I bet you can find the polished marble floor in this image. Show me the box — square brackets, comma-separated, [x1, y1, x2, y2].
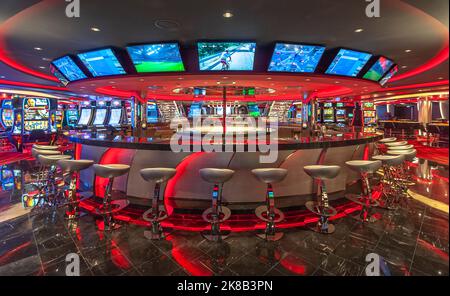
[0, 158, 448, 276]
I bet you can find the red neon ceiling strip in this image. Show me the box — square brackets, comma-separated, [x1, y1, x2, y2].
[382, 80, 449, 92]
[0, 0, 59, 82]
[0, 79, 66, 91]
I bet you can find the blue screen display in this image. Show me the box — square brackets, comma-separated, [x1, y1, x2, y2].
[126, 43, 185, 73]
[325, 49, 372, 77]
[379, 65, 398, 86]
[77, 48, 126, 77]
[268, 43, 325, 73]
[52, 56, 87, 81]
[49, 64, 69, 86]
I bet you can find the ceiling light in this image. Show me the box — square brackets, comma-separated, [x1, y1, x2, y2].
[91, 27, 101, 32]
[266, 77, 272, 80]
[438, 77, 444, 80]
[0, 75, 5, 79]
[109, 81, 116, 84]
[42, 57, 51, 61]
[405, 49, 412, 53]
[223, 11, 233, 18]
[305, 78, 311, 82]
[39, 66, 46, 69]
[401, 65, 408, 69]
[34, 47, 43, 51]
[354, 28, 364, 33]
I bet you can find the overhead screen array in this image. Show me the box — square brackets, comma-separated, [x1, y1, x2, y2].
[51, 42, 397, 86]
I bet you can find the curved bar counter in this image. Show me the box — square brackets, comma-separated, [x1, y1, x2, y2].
[67, 132, 383, 214]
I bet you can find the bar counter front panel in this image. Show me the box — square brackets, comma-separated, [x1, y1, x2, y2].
[70, 133, 382, 209]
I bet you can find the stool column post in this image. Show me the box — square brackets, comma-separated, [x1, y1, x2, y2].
[265, 183, 276, 236]
[151, 183, 162, 235]
[103, 178, 114, 231]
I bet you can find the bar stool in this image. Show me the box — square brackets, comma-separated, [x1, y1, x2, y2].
[140, 168, 177, 240]
[304, 165, 341, 234]
[372, 155, 405, 210]
[31, 148, 62, 184]
[200, 168, 235, 242]
[387, 144, 414, 150]
[32, 144, 59, 150]
[252, 168, 288, 241]
[93, 164, 131, 231]
[385, 141, 408, 147]
[378, 137, 397, 143]
[57, 159, 94, 220]
[36, 154, 72, 209]
[345, 160, 382, 223]
[387, 149, 417, 188]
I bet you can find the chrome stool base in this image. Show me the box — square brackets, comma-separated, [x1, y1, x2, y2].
[309, 223, 335, 234]
[256, 232, 284, 241]
[255, 205, 284, 223]
[144, 228, 173, 240]
[305, 201, 337, 234]
[345, 193, 380, 223]
[201, 230, 231, 242]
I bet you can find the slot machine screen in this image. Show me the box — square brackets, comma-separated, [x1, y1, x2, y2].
[67, 109, 79, 126]
[23, 98, 50, 131]
[108, 108, 122, 125]
[78, 108, 92, 125]
[93, 109, 107, 125]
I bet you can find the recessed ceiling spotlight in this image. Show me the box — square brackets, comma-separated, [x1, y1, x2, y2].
[91, 27, 101, 32]
[42, 57, 51, 61]
[39, 66, 46, 69]
[34, 47, 43, 51]
[109, 81, 116, 84]
[232, 81, 236, 84]
[223, 11, 233, 18]
[401, 65, 408, 69]
[139, 78, 145, 82]
[335, 81, 340, 84]
[177, 77, 183, 80]
[438, 77, 444, 80]
[0, 75, 6, 79]
[305, 78, 311, 82]
[405, 49, 412, 53]
[223, 76, 228, 79]
[354, 28, 364, 33]
[266, 77, 272, 80]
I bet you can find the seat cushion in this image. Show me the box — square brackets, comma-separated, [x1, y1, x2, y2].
[32, 144, 59, 150]
[140, 168, 177, 183]
[38, 155, 72, 166]
[345, 160, 382, 173]
[372, 155, 405, 166]
[303, 165, 341, 180]
[378, 137, 397, 143]
[93, 164, 131, 178]
[388, 144, 414, 150]
[32, 148, 60, 158]
[58, 159, 94, 173]
[387, 149, 417, 161]
[251, 168, 288, 184]
[199, 168, 235, 184]
[385, 141, 408, 147]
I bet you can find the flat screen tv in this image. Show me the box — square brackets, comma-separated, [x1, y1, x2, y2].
[51, 56, 87, 81]
[325, 49, 372, 77]
[379, 65, 398, 86]
[197, 42, 256, 71]
[77, 48, 126, 77]
[126, 43, 185, 73]
[363, 56, 394, 81]
[268, 43, 325, 73]
[188, 102, 203, 117]
[93, 109, 107, 125]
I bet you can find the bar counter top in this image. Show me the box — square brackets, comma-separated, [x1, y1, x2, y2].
[66, 131, 383, 151]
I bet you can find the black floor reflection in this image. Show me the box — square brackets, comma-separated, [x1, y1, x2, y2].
[0, 158, 448, 276]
